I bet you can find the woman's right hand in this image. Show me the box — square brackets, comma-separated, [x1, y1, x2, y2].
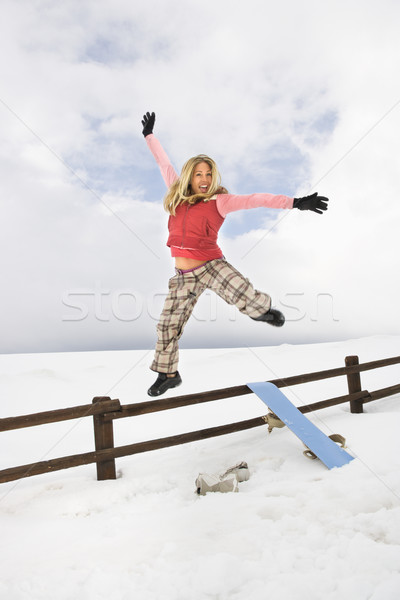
[141, 112, 155, 137]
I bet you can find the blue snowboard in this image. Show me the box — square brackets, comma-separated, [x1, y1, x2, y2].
[248, 381, 354, 469]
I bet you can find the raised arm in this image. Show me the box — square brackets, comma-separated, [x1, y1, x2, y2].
[141, 112, 178, 188]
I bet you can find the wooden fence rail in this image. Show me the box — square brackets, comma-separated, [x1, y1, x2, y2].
[0, 354, 399, 484]
[0, 398, 121, 433]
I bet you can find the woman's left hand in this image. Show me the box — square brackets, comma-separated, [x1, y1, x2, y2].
[293, 193, 329, 214]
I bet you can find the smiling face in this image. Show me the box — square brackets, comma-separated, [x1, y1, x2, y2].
[190, 161, 213, 195]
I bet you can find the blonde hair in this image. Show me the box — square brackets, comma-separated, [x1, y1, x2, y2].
[163, 154, 227, 215]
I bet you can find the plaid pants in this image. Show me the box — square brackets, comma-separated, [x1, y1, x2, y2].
[150, 258, 271, 373]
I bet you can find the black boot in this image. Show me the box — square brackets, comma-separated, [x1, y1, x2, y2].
[252, 308, 285, 327]
[147, 371, 182, 397]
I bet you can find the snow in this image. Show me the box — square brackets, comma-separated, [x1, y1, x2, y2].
[1, 335, 400, 599]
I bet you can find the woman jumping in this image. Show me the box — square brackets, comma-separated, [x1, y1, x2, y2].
[142, 112, 328, 396]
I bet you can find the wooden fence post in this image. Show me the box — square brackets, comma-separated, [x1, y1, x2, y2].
[92, 397, 117, 480]
[345, 356, 364, 413]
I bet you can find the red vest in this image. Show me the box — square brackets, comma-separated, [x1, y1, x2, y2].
[167, 198, 225, 254]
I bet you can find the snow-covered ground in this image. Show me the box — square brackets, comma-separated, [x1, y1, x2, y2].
[1, 335, 400, 599]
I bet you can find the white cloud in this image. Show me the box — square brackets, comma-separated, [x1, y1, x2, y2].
[0, 0, 399, 353]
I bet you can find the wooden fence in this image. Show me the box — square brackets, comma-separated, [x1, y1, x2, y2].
[0, 354, 399, 484]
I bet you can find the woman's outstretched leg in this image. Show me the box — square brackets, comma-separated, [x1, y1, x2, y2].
[205, 259, 284, 326]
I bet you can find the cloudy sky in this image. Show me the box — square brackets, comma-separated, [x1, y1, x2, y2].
[1, 0, 399, 356]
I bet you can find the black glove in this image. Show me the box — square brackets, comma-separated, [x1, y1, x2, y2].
[141, 111, 155, 137]
[293, 192, 329, 214]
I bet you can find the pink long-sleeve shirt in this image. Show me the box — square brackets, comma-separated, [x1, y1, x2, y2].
[146, 134, 294, 259]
